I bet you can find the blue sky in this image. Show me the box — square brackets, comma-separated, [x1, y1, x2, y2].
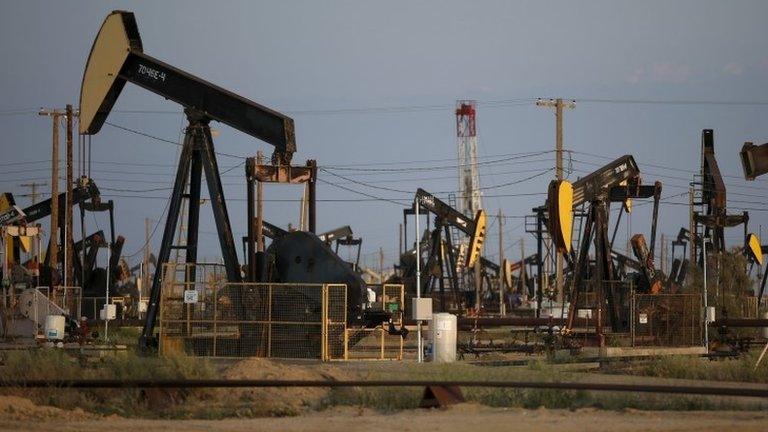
[1, 1, 768, 269]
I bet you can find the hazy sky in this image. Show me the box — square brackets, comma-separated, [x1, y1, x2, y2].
[2, 1, 768, 270]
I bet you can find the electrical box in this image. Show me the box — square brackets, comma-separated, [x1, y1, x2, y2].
[411, 297, 433, 320]
[100, 304, 117, 321]
[705, 306, 716, 323]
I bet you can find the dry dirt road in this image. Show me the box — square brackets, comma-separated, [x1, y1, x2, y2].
[3, 404, 768, 432]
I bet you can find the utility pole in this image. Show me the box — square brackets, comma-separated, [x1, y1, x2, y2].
[660, 233, 666, 275]
[143, 218, 151, 299]
[498, 209, 505, 315]
[256, 151, 265, 255]
[537, 98, 575, 303]
[39, 108, 65, 286]
[379, 247, 384, 284]
[689, 187, 695, 265]
[65, 104, 75, 287]
[19, 182, 46, 205]
[520, 237, 526, 297]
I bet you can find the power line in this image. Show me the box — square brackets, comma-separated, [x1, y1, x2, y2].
[3, 96, 768, 122]
[321, 149, 550, 168]
[323, 151, 554, 173]
[574, 98, 768, 106]
[103, 121, 247, 160]
[320, 167, 554, 195]
[124, 198, 170, 258]
[316, 178, 407, 206]
[321, 157, 556, 176]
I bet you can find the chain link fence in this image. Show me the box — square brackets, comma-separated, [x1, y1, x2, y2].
[158, 263, 353, 359]
[343, 284, 404, 361]
[158, 264, 404, 360]
[631, 293, 702, 347]
[716, 294, 758, 319]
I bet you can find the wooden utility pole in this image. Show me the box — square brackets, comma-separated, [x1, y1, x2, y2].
[378, 247, 384, 283]
[19, 182, 46, 205]
[519, 237, 526, 296]
[65, 104, 74, 287]
[143, 218, 151, 298]
[299, 184, 307, 231]
[536, 98, 575, 303]
[399, 223, 403, 257]
[498, 209, 505, 315]
[256, 151, 264, 253]
[39, 108, 65, 285]
[689, 187, 695, 265]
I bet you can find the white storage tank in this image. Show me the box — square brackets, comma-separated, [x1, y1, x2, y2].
[44, 315, 65, 340]
[431, 313, 457, 363]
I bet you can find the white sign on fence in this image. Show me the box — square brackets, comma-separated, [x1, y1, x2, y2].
[183, 289, 198, 304]
[639, 313, 648, 324]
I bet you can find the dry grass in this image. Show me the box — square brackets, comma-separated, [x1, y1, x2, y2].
[0, 349, 218, 418]
[325, 361, 758, 412]
[0, 349, 764, 418]
[633, 351, 768, 383]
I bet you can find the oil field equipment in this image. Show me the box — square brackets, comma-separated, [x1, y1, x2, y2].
[692, 130, 748, 263]
[81, 11, 406, 350]
[740, 141, 768, 181]
[79, 11, 297, 348]
[241, 222, 358, 263]
[543, 156, 663, 335]
[741, 141, 768, 300]
[0, 179, 116, 291]
[242, 158, 376, 327]
[395, 188, 487, 312]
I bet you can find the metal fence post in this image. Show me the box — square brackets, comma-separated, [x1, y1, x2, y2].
[321, 284, 327, 361]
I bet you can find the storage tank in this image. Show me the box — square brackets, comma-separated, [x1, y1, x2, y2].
[431, 313, 457, 363]
[44, 315, 65, 340]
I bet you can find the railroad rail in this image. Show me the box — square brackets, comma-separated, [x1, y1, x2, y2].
[2, 379, 766, 398]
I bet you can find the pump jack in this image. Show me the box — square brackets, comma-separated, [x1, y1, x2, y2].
[741, 141, 768, 300]
[545, 155, 663, 335]
[400, 188, 487, 312]
[694, 130, 748, 263]
[0, 180, 106, 289]
[79, 11, 297, 348]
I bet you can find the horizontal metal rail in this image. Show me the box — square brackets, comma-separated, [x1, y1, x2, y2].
[712, 319, 768, 328]
[1, 379, 766, 397]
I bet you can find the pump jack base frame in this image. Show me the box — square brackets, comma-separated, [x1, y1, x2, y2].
[140, 109, 243, 349]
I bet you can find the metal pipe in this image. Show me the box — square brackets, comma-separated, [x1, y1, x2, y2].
[415, 197, 422, 363]
[245, 159, 255, 282]
[104, 244, 111, 343]
[3, 379, 767, 398]
[703, 237, 709, 352]
[308, 160, 317, 234]
[404, 316, 592, 328]
[710, 318, 768, 327]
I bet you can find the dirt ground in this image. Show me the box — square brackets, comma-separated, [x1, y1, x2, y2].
[2, 404, 767, 432]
